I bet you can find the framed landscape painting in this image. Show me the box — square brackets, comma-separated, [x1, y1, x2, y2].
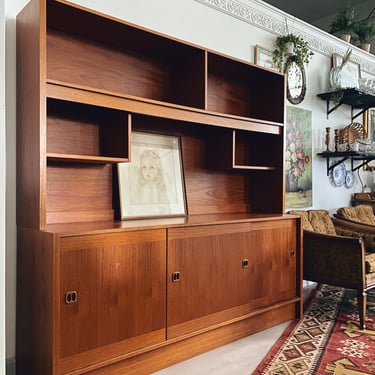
[254, 45, 277, 71]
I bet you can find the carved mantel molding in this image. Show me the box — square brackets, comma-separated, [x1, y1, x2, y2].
[194, 0, 375, 75]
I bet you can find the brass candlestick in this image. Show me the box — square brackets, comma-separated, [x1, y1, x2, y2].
[325, 127, 331, 152]
[334, 129, 339, 152]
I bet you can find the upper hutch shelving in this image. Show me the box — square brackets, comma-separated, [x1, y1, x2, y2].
[16, 0, 302, 374]
[17, 0, 287, 229]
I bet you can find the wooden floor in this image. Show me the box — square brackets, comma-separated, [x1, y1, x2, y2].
[153, 283, 316, 375]
[152, 321, 289, 375]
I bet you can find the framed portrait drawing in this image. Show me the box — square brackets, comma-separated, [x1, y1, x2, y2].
[332, 52, 361, 89]
[254, 45, 277, 71]
[118, 132, 186, 219]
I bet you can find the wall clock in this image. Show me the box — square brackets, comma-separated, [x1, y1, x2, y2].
[284, 56, 306, 105]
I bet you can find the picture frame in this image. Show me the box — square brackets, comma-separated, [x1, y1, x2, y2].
[285, 106, 312, 208]
[254, 45, 277, 71]
[363, 108, 375, 170]
[118, 132, 187, 219]
[332, 52, 361, 89]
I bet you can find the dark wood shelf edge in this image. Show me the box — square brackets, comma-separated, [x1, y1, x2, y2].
[317, 88, 375, 121]
[317, 151, 375, 175]
[45, 213, 293, 235]
[233, 165, 276, 171]
[46, 80, 285, 132]
[47, 153, 129, 164]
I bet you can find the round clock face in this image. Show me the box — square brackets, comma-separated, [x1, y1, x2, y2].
[284, 57, 306, 104]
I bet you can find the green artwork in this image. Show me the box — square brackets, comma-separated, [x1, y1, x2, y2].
[285, 106, 312, 208]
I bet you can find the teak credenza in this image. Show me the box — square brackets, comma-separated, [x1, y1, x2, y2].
[16, 0, 303, 374]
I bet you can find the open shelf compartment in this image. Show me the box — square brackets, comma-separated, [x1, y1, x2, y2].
[47, 98, 130, 163]
[207, 127, 283, 170]
[46, 162, 114, 225]
[207, 52, 285, 123]
[46, 1, 206, 109]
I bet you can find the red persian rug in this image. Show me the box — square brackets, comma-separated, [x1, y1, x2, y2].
[253, 284, 375, 374]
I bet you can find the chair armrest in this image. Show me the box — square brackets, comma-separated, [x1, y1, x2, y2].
[332, 217, 375, 252]
[333, 216, 375, 233]
[303, 230, 366, 290]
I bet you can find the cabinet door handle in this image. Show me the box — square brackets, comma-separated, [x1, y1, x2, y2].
[64, 290, 78, 304]
[242, 258, 249, 268]
[172, 271, 181, 282]
[290, 251, 296, 257]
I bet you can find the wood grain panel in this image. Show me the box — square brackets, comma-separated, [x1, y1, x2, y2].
[47, 99, 130, 159]
[168, 223, 252, 338]
[207, 74, 251, 117]
[83, 304, 296, 375]
[47, 31, 169, 102]
[250, 219, 298, 305]
[16, 227, 55, 375]
[234, 130, 282, 168]
[181, 132, 249, 215]
[47, 116, 100, 156]
[46, 163, 113, 224]
[207, 53, 285, 123]
[167, 219, 299, 338]
[248, 72, 285, 123]
[59, 229, 166, 358]
[249, 169, 285, 214]
[47, 30, 205, 109]
[16, 0, 46, 228]
[171, 51, 206, 109]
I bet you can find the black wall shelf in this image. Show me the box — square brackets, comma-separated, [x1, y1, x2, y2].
[317, 88, 375, 121]
[318, 151, 375, 175]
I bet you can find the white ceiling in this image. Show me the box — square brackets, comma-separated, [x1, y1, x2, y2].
[262, 0, 372, 26]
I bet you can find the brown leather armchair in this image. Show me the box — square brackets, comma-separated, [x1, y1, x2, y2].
[289, 209, 375, 329]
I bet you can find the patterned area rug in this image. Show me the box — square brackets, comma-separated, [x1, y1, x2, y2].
[253, 284, 375, 374]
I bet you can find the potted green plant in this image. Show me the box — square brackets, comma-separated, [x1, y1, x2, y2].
[353, 18, 375, 52]
[272, 33, 314, 72]
[329, 4, 356, 42]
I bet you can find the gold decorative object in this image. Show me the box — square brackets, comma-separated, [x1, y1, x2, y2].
[338, 122, 367, 151]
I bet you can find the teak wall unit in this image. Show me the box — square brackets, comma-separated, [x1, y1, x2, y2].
[16, 0, 303, 374]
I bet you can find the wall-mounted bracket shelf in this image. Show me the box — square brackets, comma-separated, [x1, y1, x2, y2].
[318, 151, 375, 176]
[317, 89, 375, 121]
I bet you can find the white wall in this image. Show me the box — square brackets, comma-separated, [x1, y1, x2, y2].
[4, 0, 26, 370]
[1, 0, 6, 372]
[4, 0, 375, 367]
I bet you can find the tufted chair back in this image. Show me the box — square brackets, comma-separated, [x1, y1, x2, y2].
[336, 205, 375, 225]
[289, 209, 336, 235]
